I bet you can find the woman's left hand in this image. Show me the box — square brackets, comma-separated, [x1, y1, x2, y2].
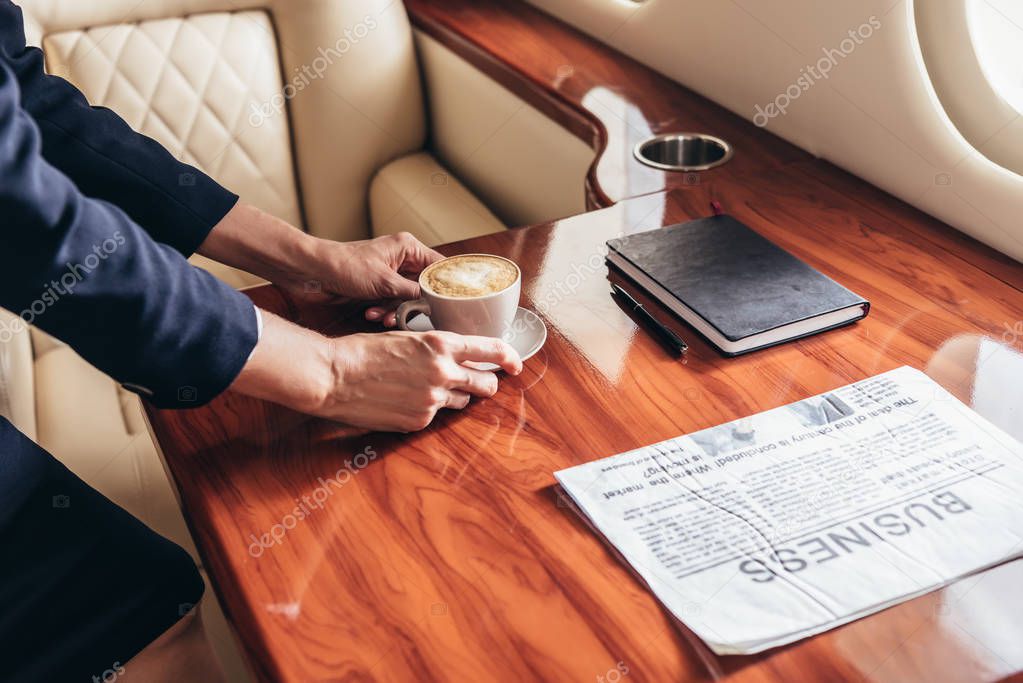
[285, 232, 443, 327]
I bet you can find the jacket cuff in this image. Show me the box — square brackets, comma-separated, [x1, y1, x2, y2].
[124, 293, 259, 409]
[175, 172, 240, 256]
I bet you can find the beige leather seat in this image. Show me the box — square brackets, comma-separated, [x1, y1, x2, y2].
[5, 1, 512, 680]
[370, 152, 506, 244]
[17, 1, 508, 245]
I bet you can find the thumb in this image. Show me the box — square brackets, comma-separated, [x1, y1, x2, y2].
[386, 272, 421, 300]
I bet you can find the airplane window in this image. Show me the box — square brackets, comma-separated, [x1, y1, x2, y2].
[968, 0, 1023, 115]
[915, 0, 1023, 176]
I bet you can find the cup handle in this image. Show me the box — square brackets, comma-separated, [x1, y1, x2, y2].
[396, 299, 431, 331]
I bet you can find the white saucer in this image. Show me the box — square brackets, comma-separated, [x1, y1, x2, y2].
[406, 306, 547, 371]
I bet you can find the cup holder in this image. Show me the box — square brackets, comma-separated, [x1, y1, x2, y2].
[633, 133, 733, 172]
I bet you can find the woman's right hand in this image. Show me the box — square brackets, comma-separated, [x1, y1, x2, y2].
[231, 311, 522, 432]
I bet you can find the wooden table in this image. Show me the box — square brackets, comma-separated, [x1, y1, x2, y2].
[146, 160, 1023, 682]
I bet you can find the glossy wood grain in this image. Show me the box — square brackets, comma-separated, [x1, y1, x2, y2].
[403, 0, 811, 209]
[146, 158, 1023, 682]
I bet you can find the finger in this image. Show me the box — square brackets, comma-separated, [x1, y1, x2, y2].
[364, 300, 402, 325]
[443, 390, 471, 410]
[394, 233, 444, 273]
[449, 366, 499, 397]
[385, 272, 422, 301]
[450, 335, 523, 375]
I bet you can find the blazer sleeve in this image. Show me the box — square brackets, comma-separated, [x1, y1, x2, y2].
[0, 61, 257, 408]
[0, 0, 238, 257]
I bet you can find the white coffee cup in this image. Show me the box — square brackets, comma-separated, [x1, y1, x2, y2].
[397, 254, 521, 339]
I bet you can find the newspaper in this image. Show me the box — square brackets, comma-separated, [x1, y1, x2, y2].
[555, 366, 1023, 654]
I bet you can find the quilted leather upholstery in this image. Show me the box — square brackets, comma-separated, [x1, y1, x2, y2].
[43, 11, 304, 230]
[18, 0, 428, 243]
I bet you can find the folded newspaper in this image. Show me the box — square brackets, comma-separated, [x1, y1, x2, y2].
[555, 366, 1023, 654]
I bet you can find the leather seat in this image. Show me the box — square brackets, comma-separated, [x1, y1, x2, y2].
[370, 152, 506, 246]
[6, 1, 512, 679]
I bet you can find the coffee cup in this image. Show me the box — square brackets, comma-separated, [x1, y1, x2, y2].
[396, 254, 521, 339]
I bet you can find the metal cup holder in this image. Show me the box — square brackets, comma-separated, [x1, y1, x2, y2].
[633, 133, 733, 172]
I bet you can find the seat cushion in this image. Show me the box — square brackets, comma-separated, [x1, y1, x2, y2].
[369, 152, 506, 247]
[31, 330, 198, 559]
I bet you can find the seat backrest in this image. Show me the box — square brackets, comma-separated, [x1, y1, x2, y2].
[17, 0, 426, 242]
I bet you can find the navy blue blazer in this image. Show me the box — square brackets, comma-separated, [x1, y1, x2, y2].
[0, 1, 258, 408]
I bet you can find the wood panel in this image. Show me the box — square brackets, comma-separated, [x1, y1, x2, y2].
[403, 0, 811, 209]
[146, 163, 1023, 682]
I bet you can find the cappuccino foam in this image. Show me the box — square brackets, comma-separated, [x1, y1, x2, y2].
[423, 255, 518, 298]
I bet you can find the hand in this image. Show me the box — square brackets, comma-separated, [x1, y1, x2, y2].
[230, 313, 523, 432]
[287, 232, 443, 327]
[288, 230, 439, 297]
[286, 231, 446, 327]
[320, 330, 522, 431]
[199, 205, 442, 326]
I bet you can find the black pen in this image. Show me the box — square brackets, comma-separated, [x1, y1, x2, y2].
[611, 284, 688, 356]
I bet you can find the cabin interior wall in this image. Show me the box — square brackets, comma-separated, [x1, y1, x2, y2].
[524, 0, 1023, 263]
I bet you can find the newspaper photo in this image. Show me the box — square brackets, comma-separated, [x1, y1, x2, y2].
[555, 366, 1023, 654]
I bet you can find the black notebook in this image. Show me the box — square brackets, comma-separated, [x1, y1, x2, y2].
[606, 215, 869, 355]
